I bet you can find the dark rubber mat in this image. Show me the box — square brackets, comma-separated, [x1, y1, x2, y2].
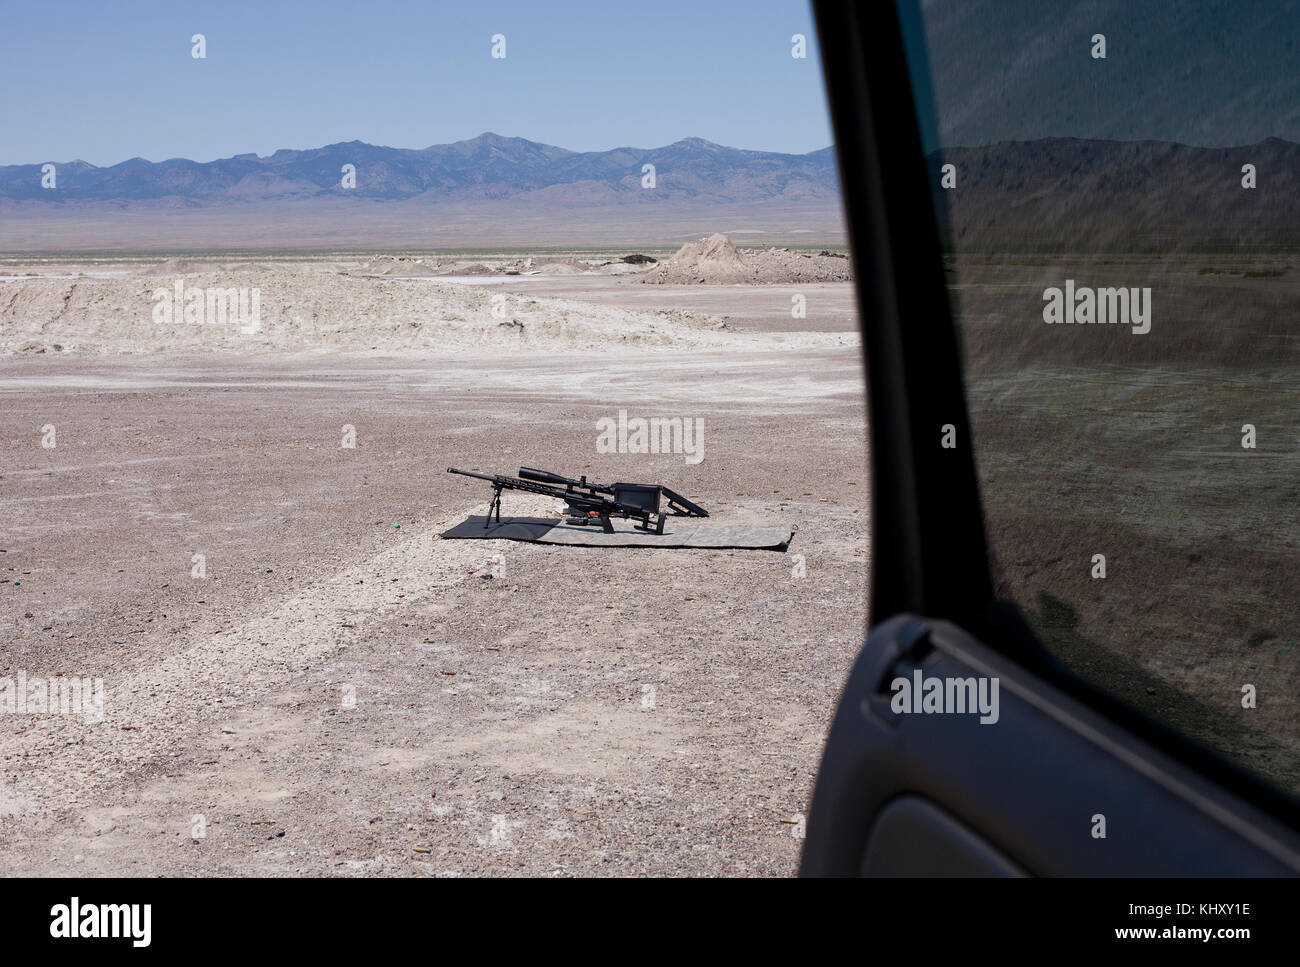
[441, 515, 794, 550]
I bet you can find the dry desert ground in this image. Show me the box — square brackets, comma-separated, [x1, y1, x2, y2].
[0, 249, 870, 876]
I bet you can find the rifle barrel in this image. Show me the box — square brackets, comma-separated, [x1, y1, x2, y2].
[447, 467, 498, 482]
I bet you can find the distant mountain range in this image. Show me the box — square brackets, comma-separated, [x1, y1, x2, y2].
[1, 133, 1295, 251]
[0, 132, 841, 206]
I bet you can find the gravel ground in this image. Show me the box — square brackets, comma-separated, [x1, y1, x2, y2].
[0, 347, 868, 876]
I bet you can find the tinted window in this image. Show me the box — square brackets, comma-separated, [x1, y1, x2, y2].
[902, 0, 1300, 792]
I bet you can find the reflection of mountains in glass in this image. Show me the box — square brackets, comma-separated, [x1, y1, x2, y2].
[925, 138, 1299, 252]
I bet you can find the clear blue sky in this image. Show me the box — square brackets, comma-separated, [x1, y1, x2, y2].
[0, 0, 833, 166]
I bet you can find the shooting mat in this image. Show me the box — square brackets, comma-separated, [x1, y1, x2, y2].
[441, 515, 794, 551]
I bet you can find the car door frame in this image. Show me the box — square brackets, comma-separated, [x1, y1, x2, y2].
[801, 0, 1300, 875]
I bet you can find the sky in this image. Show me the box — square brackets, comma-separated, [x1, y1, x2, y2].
[0, 0, 834, 166]
[5, 1, 1293, 169]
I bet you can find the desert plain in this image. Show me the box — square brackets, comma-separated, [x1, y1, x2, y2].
[0, 241, 869, 876]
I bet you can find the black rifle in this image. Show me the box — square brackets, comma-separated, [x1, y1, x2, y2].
[447, 466, 708, 535]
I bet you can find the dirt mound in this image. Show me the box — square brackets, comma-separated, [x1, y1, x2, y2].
[0, 269, 857, 356]
[431, 262, 495, 276]
[647, 233, 749, 284]
[642, 234, 853, 284]
[354, 255, 441, 278]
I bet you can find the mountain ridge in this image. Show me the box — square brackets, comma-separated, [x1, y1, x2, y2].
[2, 134, 1295, 251]
[0, 132, 841, 205]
